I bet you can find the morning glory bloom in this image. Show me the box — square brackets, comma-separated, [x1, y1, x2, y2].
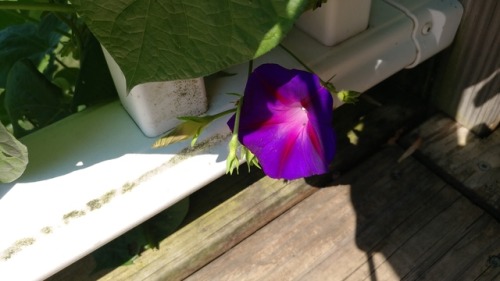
[228, 63, 335, 180]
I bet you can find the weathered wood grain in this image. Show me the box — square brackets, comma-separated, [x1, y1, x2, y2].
[409, 213, 500, 281]
[98, 176, 318, 281]
[186, 146, 500, 281]
[402, 114, 500, 220]
[293, 149, 465, 281]
[432, 0, 500, 135]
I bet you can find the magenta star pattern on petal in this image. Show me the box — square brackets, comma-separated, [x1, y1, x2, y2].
[228, 63, 335, 180]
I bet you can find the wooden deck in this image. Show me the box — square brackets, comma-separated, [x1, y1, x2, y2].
[49, 67, 500, 281]
[186, 126, 500, 281]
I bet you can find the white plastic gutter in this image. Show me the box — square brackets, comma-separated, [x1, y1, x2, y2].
[0, 0, 462, 280]
[284, 0, 463, 96]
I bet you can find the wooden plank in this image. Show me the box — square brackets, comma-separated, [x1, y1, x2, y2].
[374, 197, 484, 281]
[186, 145, 500, 280]
[431, 0, 500, 135]
[409, 213, 500, 281]
[187, 183, 357, 281]
[475, 255, 500, 281]
[293, 150, 466, 281]
[401, 114, 500, 219]
[96, 175, 318, 281]
[334, 185, 466, 280]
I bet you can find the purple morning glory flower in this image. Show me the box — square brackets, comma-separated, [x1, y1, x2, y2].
[228, 63, 335, 180]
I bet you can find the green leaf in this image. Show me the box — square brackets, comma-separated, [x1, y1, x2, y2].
[0, 11, 26, 30]
[72, 33, 118, 110]
[5, 59, 70, 137]
[0, 0, 46, 29]
[0, 13, 66, 87]
[74, 0, 309, 90]
[0, 0, 47, 29]
[0, 89, 10, 125]
[153, 108, 235, 148]
[52, 67, 79, 94]
[0, 122, 28, 183]
[153, 117, 209, 148]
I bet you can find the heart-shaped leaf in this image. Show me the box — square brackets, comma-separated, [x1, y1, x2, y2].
[74, 0, 309, 90]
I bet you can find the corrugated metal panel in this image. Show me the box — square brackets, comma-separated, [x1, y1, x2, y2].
[432, 0, 499, 136]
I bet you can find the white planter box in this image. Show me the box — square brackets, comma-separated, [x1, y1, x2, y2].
[102, 47, 208, 137]
[296, 0, 372, 46]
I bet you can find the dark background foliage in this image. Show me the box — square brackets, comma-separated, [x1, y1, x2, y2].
[0, 7, 117, 138]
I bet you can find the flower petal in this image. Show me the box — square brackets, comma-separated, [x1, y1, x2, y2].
[228, 63, 335, 180]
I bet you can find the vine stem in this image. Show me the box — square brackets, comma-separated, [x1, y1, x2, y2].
[279, 43, 316, 76]
[279, 43, 339, 93]
[232, 97, 243, 141]
[211, 108, 237, 119]
[0, 2, 75, 13]
[233, 59, 253, 139]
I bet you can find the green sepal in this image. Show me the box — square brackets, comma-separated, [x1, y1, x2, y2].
[226, 134, 240, 175]
[337, 89, 361, 104]
[241, 146, 261, 172]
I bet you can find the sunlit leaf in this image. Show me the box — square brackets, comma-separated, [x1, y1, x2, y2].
[152, 119, 203, 148]
[337, 89, 361, 104]
[74, 0, 310, 90]
[0, 122, 28, 183]
[153, 109, 235, 148]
